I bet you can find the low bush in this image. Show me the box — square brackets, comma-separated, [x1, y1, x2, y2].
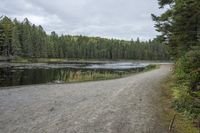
[173, 46, 200, 119]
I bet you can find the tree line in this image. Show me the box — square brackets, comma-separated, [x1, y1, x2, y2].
[0, 16, 169, 60]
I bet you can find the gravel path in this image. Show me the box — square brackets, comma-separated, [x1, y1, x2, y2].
[0, 64, 171, 133]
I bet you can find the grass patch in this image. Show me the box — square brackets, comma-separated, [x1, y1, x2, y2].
[62, 65, 157, 83]
[64, 71, 122, 83]
[11, 57, 30, 63]
[160, 75, 199, 133]
[11, 57, 66, 63]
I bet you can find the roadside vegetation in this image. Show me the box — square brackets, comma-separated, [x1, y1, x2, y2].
[153, 0, 200, 131]
[161, 76, 199, 133]
[173, 48, 200, 119]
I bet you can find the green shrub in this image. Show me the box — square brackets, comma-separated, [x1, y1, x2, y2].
[175, 47, 200, 91]
[173, 46, 200, 119]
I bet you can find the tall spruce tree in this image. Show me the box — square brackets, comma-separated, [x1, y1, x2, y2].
[11, 19, 21, 56]
[152, 0, 200, 58]
[21, 18, 33, 57]
[0, 16, 13, 56]
[0, 21, 5, 56]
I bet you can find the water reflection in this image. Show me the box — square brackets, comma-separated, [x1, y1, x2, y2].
[0, 62, 147, 87]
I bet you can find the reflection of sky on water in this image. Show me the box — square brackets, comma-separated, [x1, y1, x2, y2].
[0, 62, 150, 70]
[86, 63, 149, 70]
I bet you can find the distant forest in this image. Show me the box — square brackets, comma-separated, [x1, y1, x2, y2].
[0, 16, 169, 60]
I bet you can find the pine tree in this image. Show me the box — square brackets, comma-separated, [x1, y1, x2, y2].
[11, 19, 21, 56]
[0, 22, 5, 56]
[152, 0, 200, 58]
[0, 16, 13, 56]
[21, 18, 33, 57]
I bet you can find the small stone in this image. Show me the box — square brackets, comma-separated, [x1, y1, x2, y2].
[49, 107, 55, 112]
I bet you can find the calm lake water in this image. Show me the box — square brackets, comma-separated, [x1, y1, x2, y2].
[0, 62, 150, 87]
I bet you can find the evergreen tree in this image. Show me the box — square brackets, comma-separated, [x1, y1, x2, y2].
[0, 21, 5, 56]
[11, 19, 21, 56]
[0, 16, 13, 56]
[21, 18, 33, 57]
[152, 0, 200, 58]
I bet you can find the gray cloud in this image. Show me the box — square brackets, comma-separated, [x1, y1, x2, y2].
[0, 0, 161, 40]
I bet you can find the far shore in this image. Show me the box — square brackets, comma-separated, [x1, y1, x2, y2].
[0, 56, 172, 64]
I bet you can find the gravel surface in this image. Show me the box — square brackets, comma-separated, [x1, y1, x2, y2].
[0, 64, 172, 133]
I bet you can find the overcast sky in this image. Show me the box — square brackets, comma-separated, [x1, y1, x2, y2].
[0, 0, 161, 40]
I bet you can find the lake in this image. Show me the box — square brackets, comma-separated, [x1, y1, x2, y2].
[0, 61, 152, 87]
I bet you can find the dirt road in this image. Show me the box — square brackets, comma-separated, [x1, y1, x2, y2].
[0, 65, 171, 133]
